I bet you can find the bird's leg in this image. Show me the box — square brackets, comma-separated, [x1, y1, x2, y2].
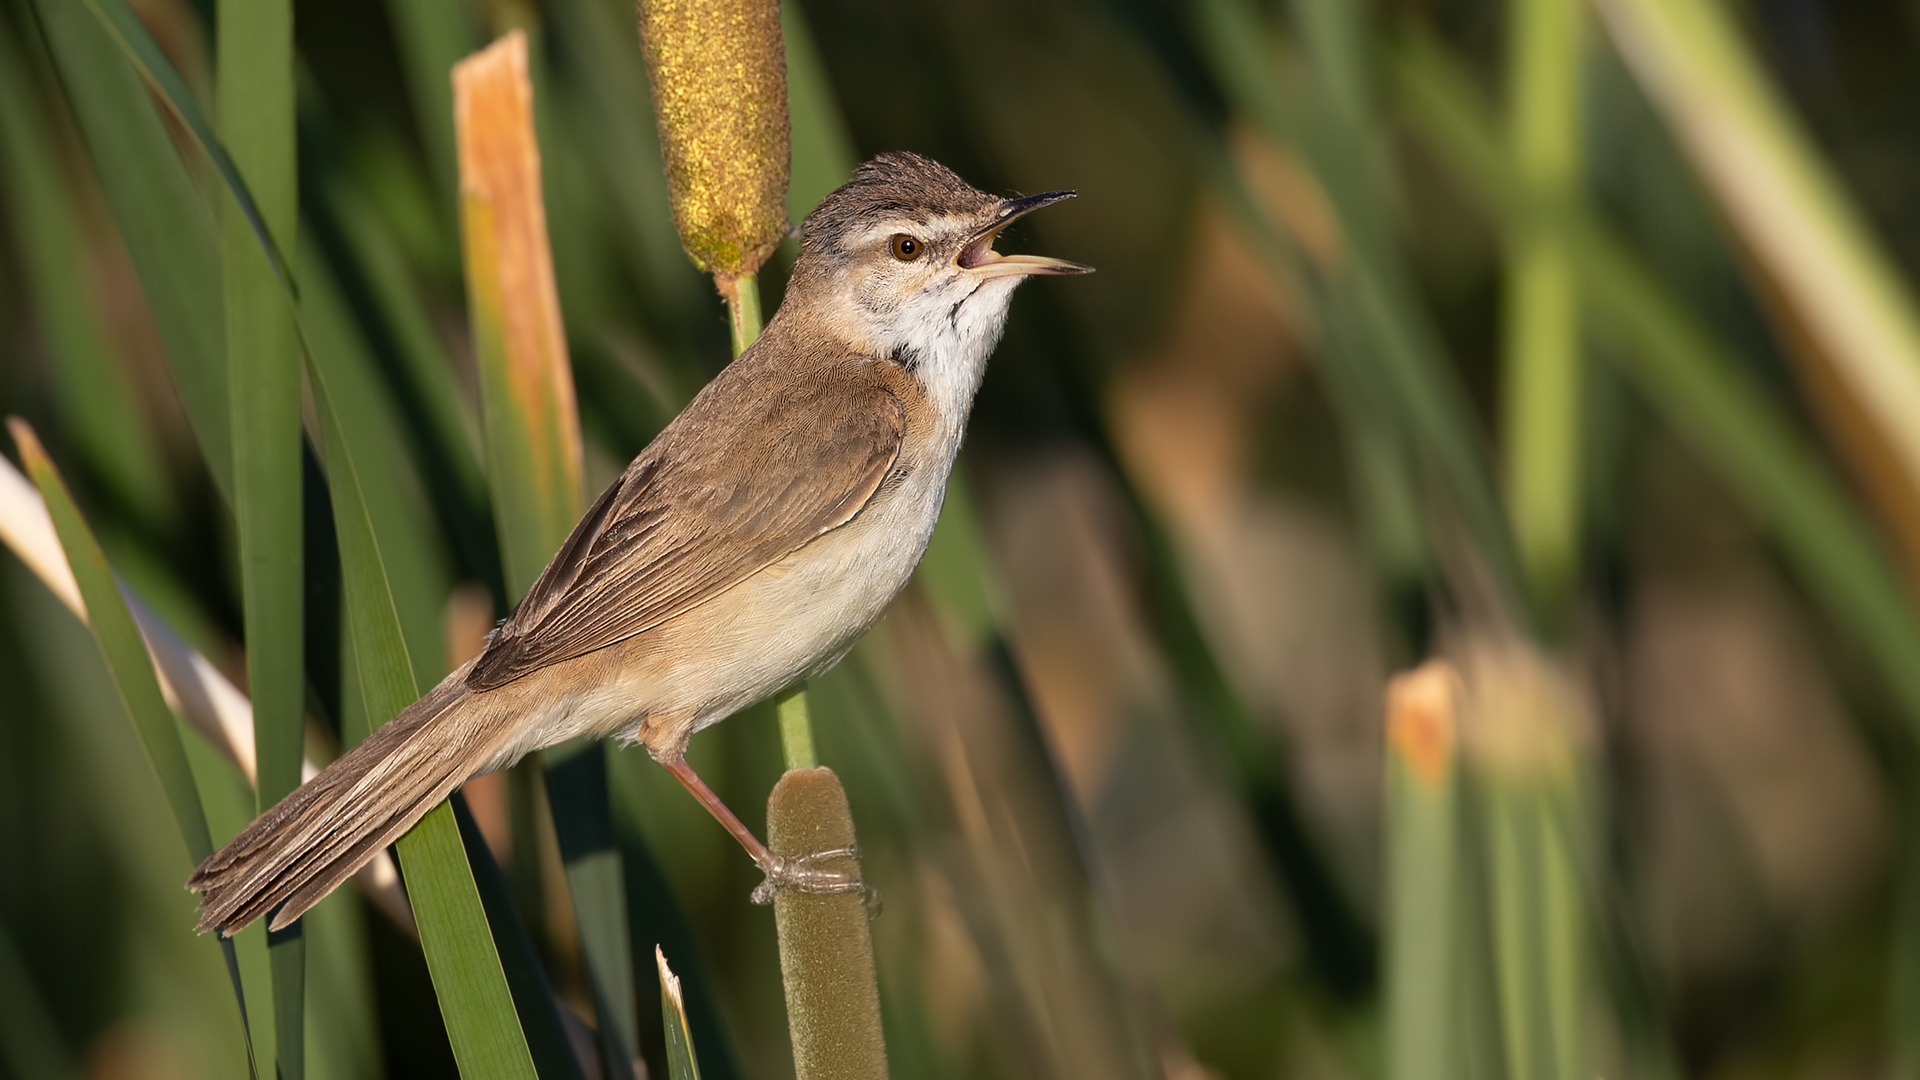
[659, 755, 866, 904]
[658, 754, 774, 866]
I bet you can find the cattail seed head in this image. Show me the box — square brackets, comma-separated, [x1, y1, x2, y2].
[636, 0, 791, 281]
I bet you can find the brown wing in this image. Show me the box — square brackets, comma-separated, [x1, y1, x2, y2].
[466, 372, 907, 691]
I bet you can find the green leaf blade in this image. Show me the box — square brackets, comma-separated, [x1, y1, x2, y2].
[0, 27, 171, 528]
[8, 418, 258, 1076]
[309, 343, 542, 1080]
[215, 0, 303, 1064]
[656, 948, 704, 1080]
[30, 0, 230, 498]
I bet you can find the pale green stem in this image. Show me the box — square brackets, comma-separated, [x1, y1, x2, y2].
[1502, 0, 1584, 618]
[727, 272, 764, 356]
[724, 273, 817, 771]
[776, 685, 817, 772]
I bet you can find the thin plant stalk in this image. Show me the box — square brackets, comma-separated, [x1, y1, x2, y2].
[1502, 0, 1584, 617]
[776, 684, 817, 772]
[725, 274, 764, 358]
[1384, 662, 1463, 1080]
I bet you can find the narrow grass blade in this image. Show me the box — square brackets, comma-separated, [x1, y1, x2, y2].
[609, 768, 744, 1080]
[11, 430, 196, 832]
[455, 35, 639, 1079]
[1597, 0, 1920, 569]
[1394, 34, 1920, 728]
[401, 806, 546, 1079]
[8, 419, 258, 1076]
[1384, 662, 1463, 1080]
[298, 242, 453, 694]
[0, 25, 170, 528]
[1502, 0, 1585, 617]
[315, 177, 501, 604]
[656, 948, 704, 1080]
[216, 0, 304, 1062]
[27, 0, 230, 498]
[81, 0, 295, 298]
[308, 346, 541, 1080]
[0, 452, 416, 931]
[453, 794, 592, 1080]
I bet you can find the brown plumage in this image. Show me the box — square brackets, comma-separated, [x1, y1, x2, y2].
[189, 152, 1089, 936]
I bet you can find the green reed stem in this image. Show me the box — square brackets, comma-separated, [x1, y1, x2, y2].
[1502, 0, 1584, 620]
[727, 272, 764, 357]
[776, 686, 817, 772]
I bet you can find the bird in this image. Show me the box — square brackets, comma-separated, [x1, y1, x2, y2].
[188, 152, 1091, 935]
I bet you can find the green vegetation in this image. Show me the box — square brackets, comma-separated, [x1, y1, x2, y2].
[6, 0, 1920, 1076]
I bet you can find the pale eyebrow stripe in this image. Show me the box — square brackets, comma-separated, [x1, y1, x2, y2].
[849, 214, 974, 250]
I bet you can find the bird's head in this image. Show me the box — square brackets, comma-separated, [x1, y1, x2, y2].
[783, 153, 1090, 412]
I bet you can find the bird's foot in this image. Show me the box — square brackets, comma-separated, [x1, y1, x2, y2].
[750, 845, 879, 909]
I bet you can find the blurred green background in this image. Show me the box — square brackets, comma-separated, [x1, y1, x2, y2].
[8, 0, 1920, 1076]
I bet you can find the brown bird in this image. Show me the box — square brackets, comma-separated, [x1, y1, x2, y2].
[189, 152, 1090, 935]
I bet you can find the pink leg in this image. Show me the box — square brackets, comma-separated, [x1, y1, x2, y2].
[659, 753, 867, 905]
[660, 755, 775, 869]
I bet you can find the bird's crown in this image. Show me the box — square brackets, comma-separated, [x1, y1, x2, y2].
[799, 152, 998, 257]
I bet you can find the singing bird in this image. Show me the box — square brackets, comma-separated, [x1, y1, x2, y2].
[189, 152, 1091, 935]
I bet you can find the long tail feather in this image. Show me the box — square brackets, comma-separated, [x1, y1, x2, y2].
[188, 667, 505, 936]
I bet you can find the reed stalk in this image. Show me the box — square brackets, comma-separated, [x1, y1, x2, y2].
[1502, 0, 1584, 618]
[1384, 661, 1464, 1080]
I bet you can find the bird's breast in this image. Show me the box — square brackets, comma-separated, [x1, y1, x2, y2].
[604, 422, 962, 743]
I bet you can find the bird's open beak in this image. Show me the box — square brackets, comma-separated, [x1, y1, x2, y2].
[957, 190, 1094, 278]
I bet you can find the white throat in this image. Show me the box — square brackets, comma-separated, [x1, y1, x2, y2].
[879, 273, 1023, 428]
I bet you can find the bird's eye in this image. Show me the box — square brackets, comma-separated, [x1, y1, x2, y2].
[890, 234, 923, 261]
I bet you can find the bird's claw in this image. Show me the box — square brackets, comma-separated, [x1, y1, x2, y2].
[750, 845, 879, 909]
